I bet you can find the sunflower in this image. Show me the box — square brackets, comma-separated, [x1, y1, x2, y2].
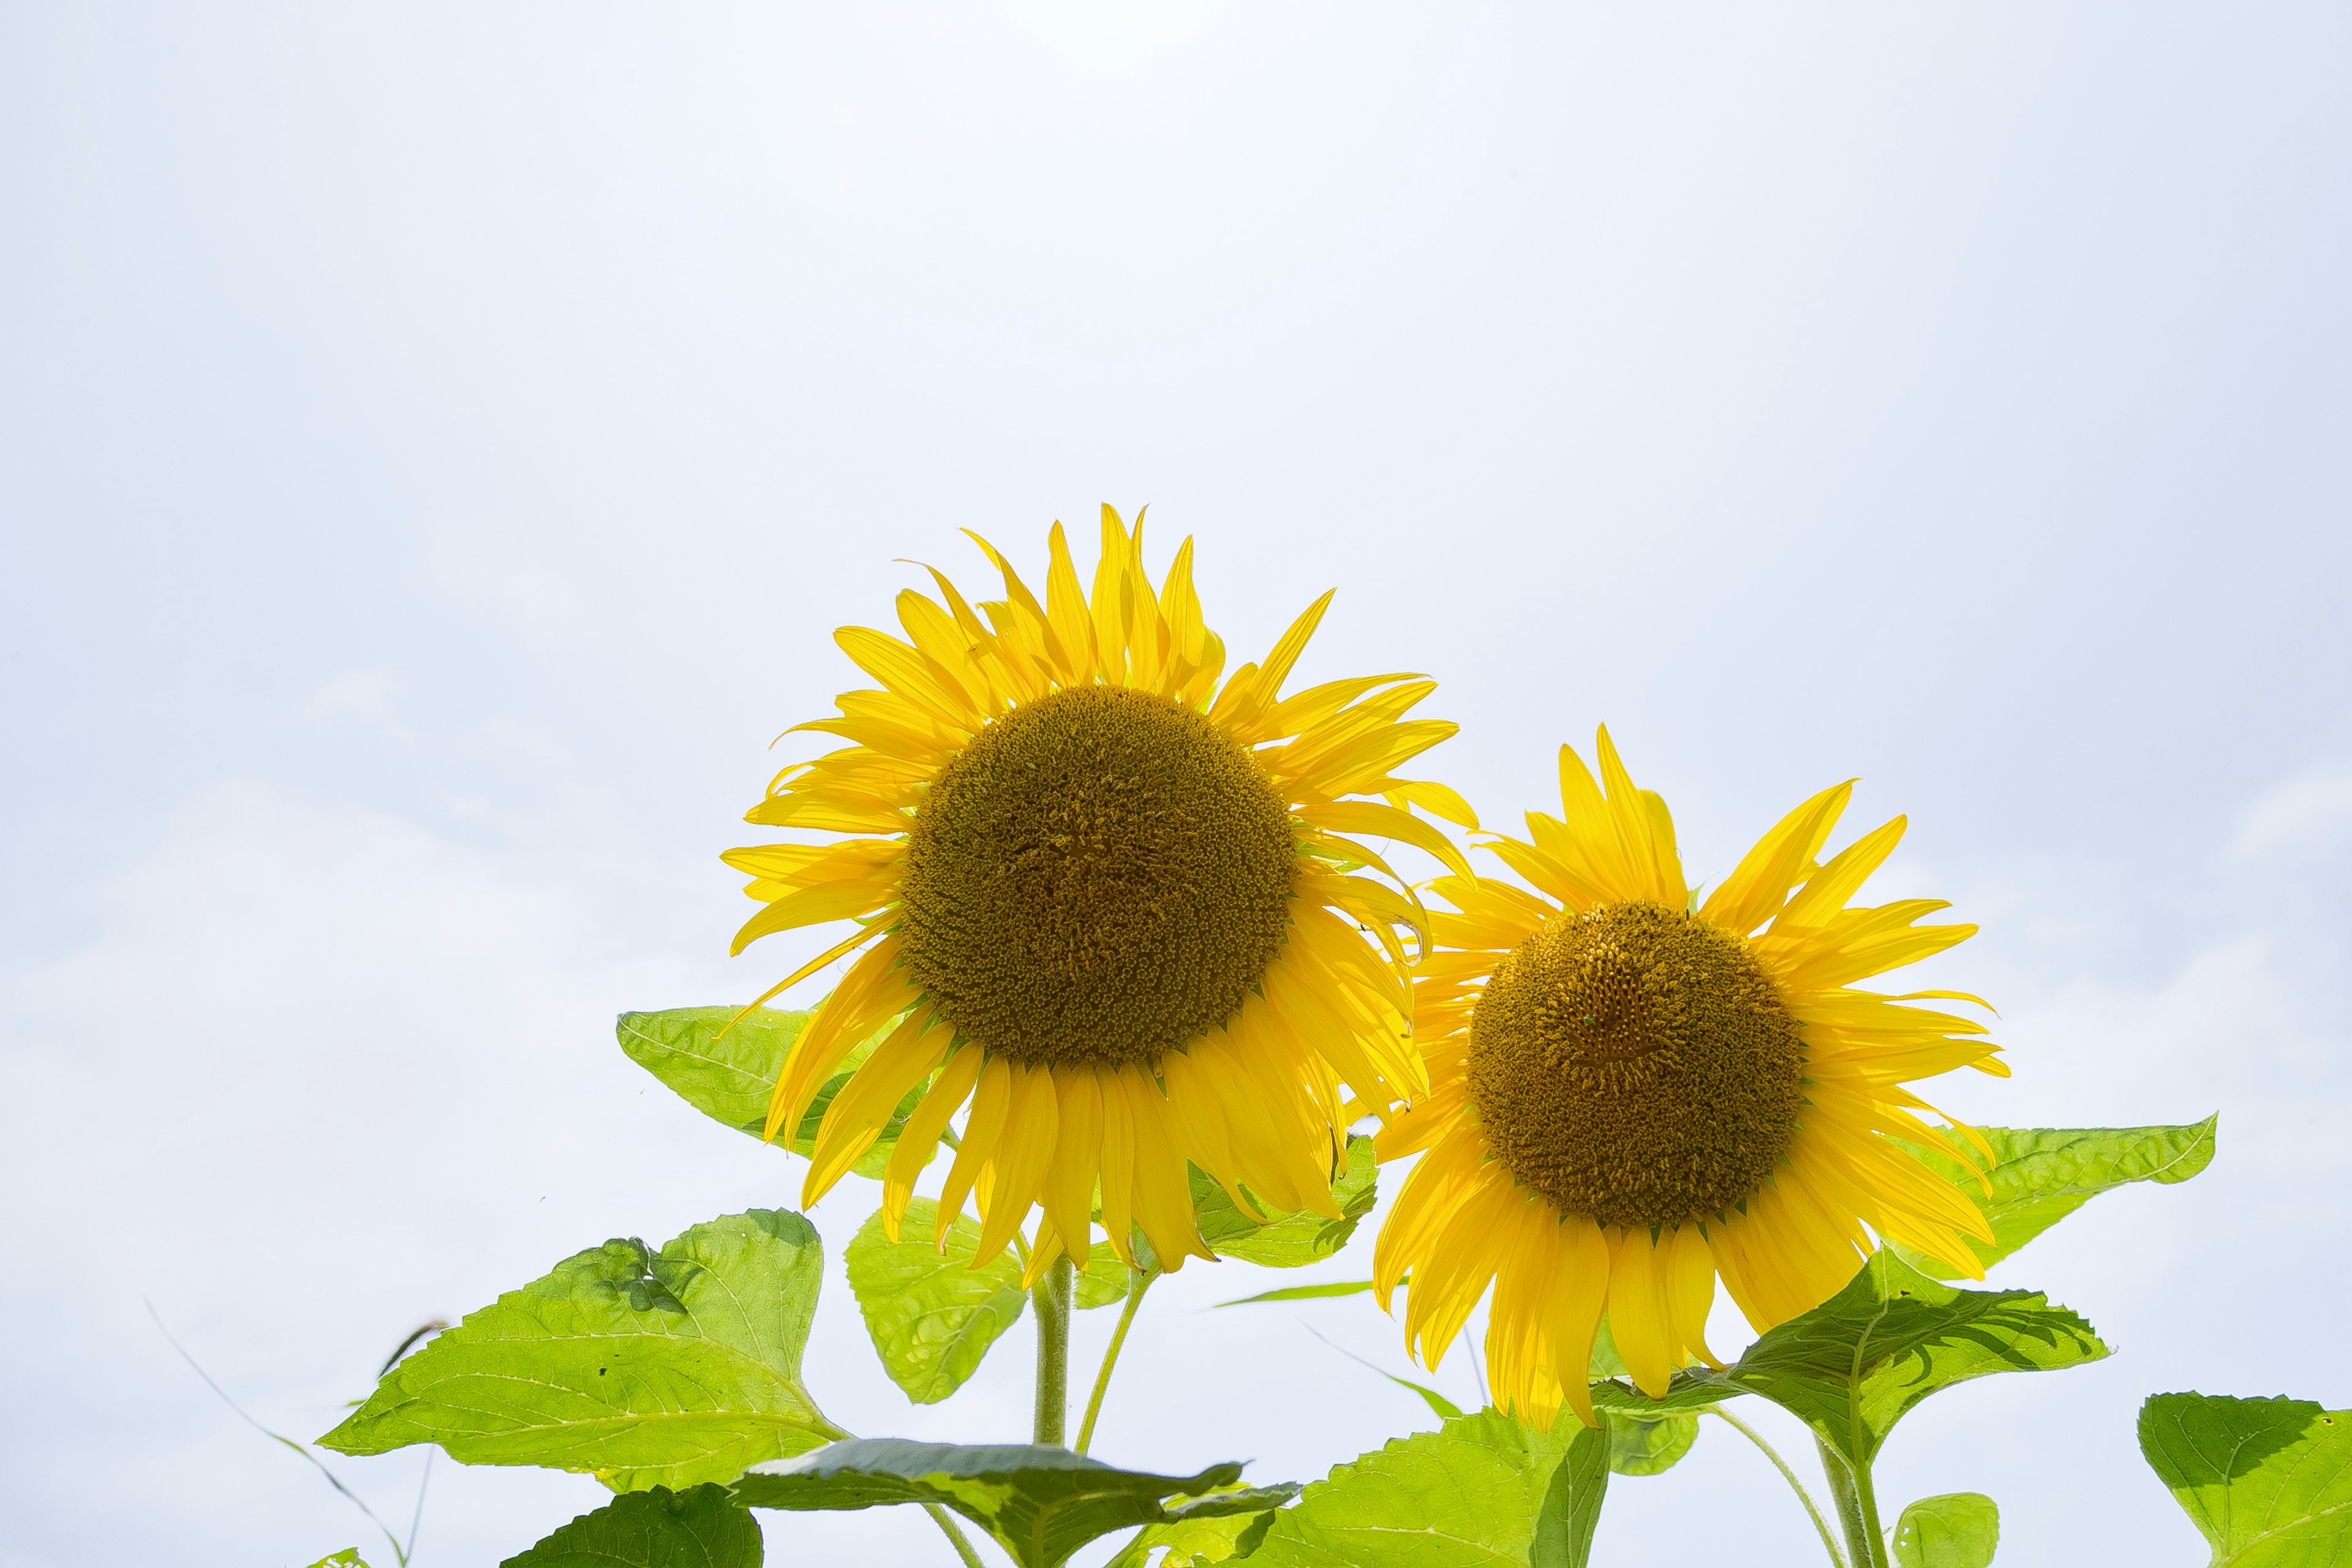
[1372, 727, 2006, 1428]
[726, 508, 1472, 1286]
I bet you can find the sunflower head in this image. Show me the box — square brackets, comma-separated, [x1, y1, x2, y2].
[1374, 726, 2006, 1427]
[726, 508, 1475, 1283]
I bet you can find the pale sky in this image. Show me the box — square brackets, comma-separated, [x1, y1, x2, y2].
[4, 5, 2348, 1566]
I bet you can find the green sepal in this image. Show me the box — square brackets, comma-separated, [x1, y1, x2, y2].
[1604, 1412, 1697, 1477]
[500, 1484, 763, 1567]
[731, 1439, 1269, 1568]
[2140, 1392, 2352, 1565]
[319, 1210, 834, 1491]
[1887, 1492, 1999, 1568]
[616, 1007, 934, 1181]
[1240, 1407, 1610, 1568]
[1892, 1117, 2217, 1278]
[1187, 1137, 1378, 1268]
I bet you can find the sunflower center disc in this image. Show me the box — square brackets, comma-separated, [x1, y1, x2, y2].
[900, 684, 1298, 1069]
[1466, 900, 1804, 1228]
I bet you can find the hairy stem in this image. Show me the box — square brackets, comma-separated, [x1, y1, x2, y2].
[1033, 1253, 1075, 1446]
[1707, 1409, 1845, 1568]
[921, 1503, 987, 1568]
[1074, 1267, 1156, 1455]
[1817, 1438, 1886, 1568]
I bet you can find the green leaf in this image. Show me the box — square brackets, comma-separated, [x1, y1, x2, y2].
[501, 1484, 764, 1567]
[1105, 1504, 1284, 1568]
[1894, 1116, 2217, 1280]
[1074, 1264, 1136, 1310]
[1696, 1250, 2108, 1470]
[320, 1210, 834, 1491]
[1287, 1323, 1463, 1424]
[845, 1196, 1031, 1405]
[1604, 1412, 1697, 1478]
[731, 1439, 1266, 1568]
[303, 1555, 368, 1568]
[1587, 1316, 1743, 1430]
[1215, 1281, 1376, 1308]
[1888, 1492, 1999, 1568]
[2139, 1393, 2352, 1566]
[617, 1007, 934, 1181]
[1189, 1138, 1378, 1268]
[1588, 1370, 1746, 1417]
[1242, 1407, 1611, 1568]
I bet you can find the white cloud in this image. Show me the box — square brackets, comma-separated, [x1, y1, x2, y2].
[2234, 763, 2352, 858]
[302, 673, 410, 740]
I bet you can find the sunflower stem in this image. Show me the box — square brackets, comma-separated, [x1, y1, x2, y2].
[1074, 1266, 1156, 1456]
[1708, 1409, 1845, 1568]
[1816, 1438, 1887, 1568]
[921, 1504, 987, 1568]
[1033, 1253, 1075, 1446]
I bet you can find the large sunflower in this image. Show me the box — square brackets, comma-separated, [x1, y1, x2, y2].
[1373, 728, 2005, 1428]
[727, 509, 1470, 1285]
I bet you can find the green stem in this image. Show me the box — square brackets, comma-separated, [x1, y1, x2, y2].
[1816, 1438, 1887, 1568]
[1074, 1267, 1156, 1455]
[1707, 1410, 1845, 1568]
[921, 1503, 987, 1568]
[1033, 1253, 1075, 1446]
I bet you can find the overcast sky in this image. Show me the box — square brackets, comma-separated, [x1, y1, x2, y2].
[4, 4, 2349, 1566]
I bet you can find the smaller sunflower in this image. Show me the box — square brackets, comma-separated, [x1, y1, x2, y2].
[1374, 728, 2005, 1428]
[727, 510, 1474, 1286]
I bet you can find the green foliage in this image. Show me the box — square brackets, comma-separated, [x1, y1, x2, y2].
[500, 1485, 763, 1567]
[1587, 1371, 1746, 1417]
[1687, 1251, 2108, 1470]
[1187, 1139, 1378, 1268]
[2139, 1393, 2352, 1566]
[1215, 1281, 1376, 1307]
[616, 1007, 932, 1181]
[1074, 1262, 1136, 1308]
[1604, 1412, 1698, 1478]
[731, 1438, 1275, 1568]
[320, 1210, 834, 1491]
[1895, 1117, 2218, 1279]
[1888, 1493, 1999, 1568]
[1105, 1501, 1284, 1568]
[303, 1555, 368, 1568]
[1242, 1407, 1611, 1568]
[846, 1196, 1031, 1405]
[1885, 1490, 1999, 1568]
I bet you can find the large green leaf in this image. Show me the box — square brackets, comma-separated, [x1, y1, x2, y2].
[846, 1196, 1031, 1405]
[320, 1210, 834, 1491]
[1242, 1407, 1611, 1568]
[731, 1439, 1273, 1568]
[1888, 1493, 1998, 1568]
[1894, 1117, 2217, 1279]
[1692, 1250, 2107, 1470]
[502, 1484, 763, 1567]
[616, 1007, 933, 1181]
[1188, 1138, 1378, 1268]
[2140, 1393, 2352, 1566]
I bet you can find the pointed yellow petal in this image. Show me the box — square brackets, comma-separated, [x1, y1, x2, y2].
[882, 1045, 980, 1239]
